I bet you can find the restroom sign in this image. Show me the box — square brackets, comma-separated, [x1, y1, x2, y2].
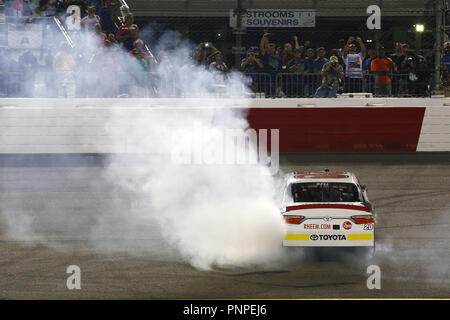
[230, 9, 316, 28]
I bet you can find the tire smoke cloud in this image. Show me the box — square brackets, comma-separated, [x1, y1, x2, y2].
[0, 24, 287, 270]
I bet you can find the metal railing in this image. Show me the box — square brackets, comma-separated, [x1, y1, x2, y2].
[0, 70, 434, 98]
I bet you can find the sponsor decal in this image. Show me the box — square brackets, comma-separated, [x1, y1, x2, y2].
[309, 234, 347, 241]
[343, 221, 352, 230]
[347, 234, 373, 240]
[284, 234, 309, 241]
[333, 225, 340, 230]
[304, 223, 331, 230]
[284, 233, 373, 241]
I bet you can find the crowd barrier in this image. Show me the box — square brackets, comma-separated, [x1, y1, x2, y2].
[0, 71, 433, 98]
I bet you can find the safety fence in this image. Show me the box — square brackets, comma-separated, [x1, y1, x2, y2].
[0, 70, 434, 98]
[244, 72, 433, 98]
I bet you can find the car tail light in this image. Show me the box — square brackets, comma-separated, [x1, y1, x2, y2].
[351, 215, 375, 224]
[284, 215, 305, 224]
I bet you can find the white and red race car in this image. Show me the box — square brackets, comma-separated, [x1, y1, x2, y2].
[281, 169, 375, 252]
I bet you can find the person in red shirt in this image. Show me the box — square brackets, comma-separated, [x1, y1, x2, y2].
[370, 47, 395, 96]
[116, 13, 140, 51]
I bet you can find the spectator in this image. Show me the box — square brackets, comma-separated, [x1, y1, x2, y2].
[399, 43, 416, 73]
[116, 13, 140, 51]
[127, 39, 151, 97]
[441, 41, 450, 96]
[130, 38, 151, 71]
[313, 47, 328, 73]
[287, 48, 308, 97]
[336, 39, 346, 58]
[401, 44, 430, 96]
[18, 50, 38, 97]
[80, 5, 100, 33]
[303, 47, 316, 96]
[12, 0, 23, 22]
[107, 33, 117, 45]
[363, 48, 377, 93]
[280, 37, 299, 68]
[193, 42, 218, 68]
[241, 46, 264, 93]
[389, 42, 405, 95]
[0, 48, 20, 97]
[40, 0, 57, 17]
[98, 0, 115, 34]
[53, 43, 76, 98]
[343, 36, 366, 93]
[28, 0, 41, 20]
[209, 51, 229, 85]
[43, 48, 56, 97]
[260, 29, 282, 97]
[390, 42, 406, 69]
[370, 47, 395, 96]
[94, 22, 107, 44]
[404, 55, 430, 97]
[241, 46, 263, 72]
[314, 55, 344, 98]
[330, 48, 344, 66]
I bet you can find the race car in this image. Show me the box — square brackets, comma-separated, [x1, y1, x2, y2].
[281, 169, 375, 252]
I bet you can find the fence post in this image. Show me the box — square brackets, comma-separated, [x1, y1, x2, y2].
[435, 0, 443, 94]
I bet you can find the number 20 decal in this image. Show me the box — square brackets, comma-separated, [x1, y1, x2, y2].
[363, 223, 374, 230]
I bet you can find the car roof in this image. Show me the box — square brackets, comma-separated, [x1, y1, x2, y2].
[284, 169, 358, 184]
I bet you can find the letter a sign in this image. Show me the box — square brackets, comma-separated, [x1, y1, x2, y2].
[366, 5, 381, 30]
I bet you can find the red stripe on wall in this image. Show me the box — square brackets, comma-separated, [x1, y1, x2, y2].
[286, 204, 372, 212]
[246, 107, 426, 152]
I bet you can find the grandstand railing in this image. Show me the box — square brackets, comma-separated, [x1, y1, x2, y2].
[0, 70, 434, 98]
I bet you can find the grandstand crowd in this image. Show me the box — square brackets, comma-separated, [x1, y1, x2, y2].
[0, 0, 448, 98]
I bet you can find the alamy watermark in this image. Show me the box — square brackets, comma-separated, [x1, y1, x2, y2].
[66, 265, 81, 290]
[366, 265, 381, 290]
[171, 122, 279, 174]
[366, 5, 381, 30]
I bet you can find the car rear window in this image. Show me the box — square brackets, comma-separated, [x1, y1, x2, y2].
[291, 182, 361, 202]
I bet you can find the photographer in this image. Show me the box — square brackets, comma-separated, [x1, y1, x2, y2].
[193, 42, 218, 68]
[241, 47, 263, 72]
[370, 47, 395, 96]
[241, 47, 264, 93]
[343, 36, 366, 93]
[314, 56, 344, 98]
[405, 56, 430, 97]
[209, 51, 228, 85]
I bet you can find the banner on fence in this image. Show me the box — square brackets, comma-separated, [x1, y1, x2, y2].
[230, 9, 316, 28]
[8, 24, 43, 49]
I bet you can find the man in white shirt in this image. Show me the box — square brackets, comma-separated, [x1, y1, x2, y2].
[343, 36, 367, 93]
[81, 6, 101, 33]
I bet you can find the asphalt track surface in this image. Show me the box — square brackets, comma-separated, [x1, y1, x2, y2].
[0, 153, 449, 299]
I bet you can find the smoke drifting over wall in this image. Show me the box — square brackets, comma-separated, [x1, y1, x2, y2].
[0, 25, 287, 270]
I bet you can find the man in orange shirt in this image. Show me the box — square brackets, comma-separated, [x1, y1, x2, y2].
[370, 47, 395, 96]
